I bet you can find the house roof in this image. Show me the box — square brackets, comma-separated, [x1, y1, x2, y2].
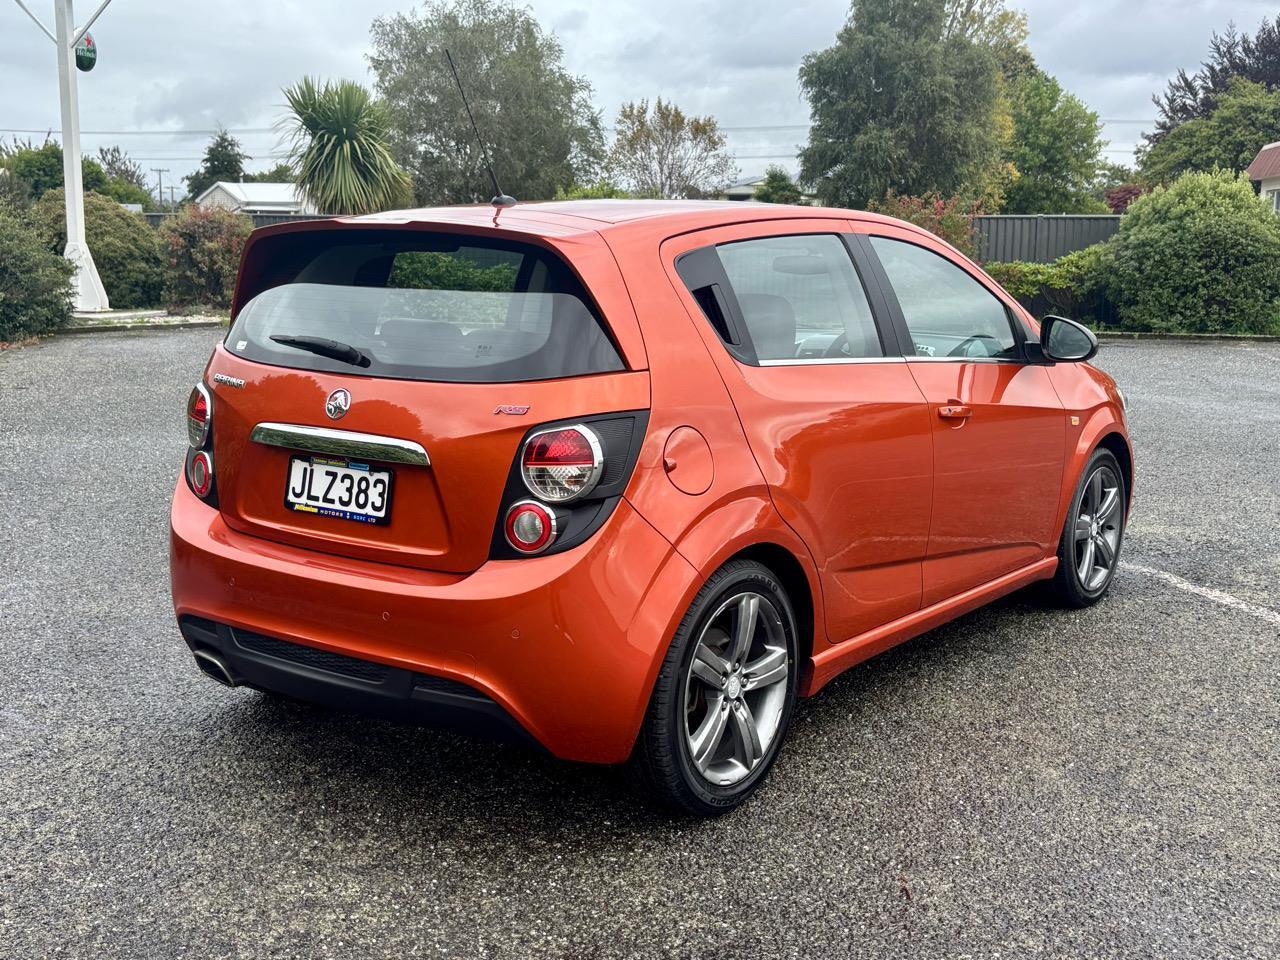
[195, 181, 306, 207]
[1247, 142, 1280, 181]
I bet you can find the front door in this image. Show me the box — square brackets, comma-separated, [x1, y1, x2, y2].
[859, 230, 1066, 606]
[666, 222, 933, 643]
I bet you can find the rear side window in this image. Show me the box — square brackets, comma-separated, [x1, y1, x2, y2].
[227, 233, 623, 383]
[869, 236, 1017, 359]
[677, 233, 883, 363]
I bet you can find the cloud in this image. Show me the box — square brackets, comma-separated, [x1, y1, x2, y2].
[0, 0, 1265, 185]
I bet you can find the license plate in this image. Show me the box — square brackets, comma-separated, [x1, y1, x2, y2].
[285, 456, 393, 525]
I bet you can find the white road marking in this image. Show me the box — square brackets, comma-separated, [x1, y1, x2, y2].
[1121, 561, 1280, 628]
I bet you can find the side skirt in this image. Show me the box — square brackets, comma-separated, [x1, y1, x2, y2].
[799, 557, 1058, 696]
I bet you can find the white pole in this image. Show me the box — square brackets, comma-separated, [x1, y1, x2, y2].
[54, 0, 109, 311]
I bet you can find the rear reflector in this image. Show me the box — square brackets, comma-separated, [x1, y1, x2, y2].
[189, 450, 214, 498]
[521, 424, 603, 503]
[187, 383, 211, 449]
[504, 501, 556, 554]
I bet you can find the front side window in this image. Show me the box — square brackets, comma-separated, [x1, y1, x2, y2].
[227, 233, 623, 383]
[870, 236, 1018, 360]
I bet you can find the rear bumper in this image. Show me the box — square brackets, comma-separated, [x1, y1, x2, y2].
[169, 478, 698, 763]
[178, 616, 544, 749]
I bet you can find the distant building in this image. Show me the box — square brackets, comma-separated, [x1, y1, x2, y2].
[1247, 142, 1280, 212]
[722, 174, 768, 201]
[194, 181, 317, 215]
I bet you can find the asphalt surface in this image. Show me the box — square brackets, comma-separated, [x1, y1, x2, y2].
[1, 330, 1277, 959]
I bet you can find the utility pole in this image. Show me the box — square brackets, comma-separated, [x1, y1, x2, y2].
[12, 0, 118, 311]
[167, 185, 175, 210]
[151, 167, 167, 210]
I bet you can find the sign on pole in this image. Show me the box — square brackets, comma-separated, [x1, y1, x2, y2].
[74, 31, 95, 71]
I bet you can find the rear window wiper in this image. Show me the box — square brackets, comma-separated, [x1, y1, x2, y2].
[269, 334, 372, 368]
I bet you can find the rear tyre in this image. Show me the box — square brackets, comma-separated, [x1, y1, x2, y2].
[1046, 448, 1126, 608]
[635, 559, 798, 816]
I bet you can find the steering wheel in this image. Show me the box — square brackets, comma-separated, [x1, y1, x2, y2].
[822, 332, 850, 358]
[947, 334, 999, 358]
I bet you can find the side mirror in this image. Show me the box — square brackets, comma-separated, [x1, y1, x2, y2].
[1040, 315, 1098, 363]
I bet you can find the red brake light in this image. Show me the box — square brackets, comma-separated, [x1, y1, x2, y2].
[521, 425, 603, 503]
[187, 383, 211, 449]
[504, 500, 556, 553]
[189, 450, 214, 498]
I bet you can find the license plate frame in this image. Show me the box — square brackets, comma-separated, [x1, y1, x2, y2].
[284, 455, 394, 526]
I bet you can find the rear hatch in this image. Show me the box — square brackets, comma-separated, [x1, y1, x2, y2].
[204, 222, 649, 574]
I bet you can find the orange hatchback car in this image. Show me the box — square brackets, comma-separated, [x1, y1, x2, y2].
[170, 200, 1132, 814]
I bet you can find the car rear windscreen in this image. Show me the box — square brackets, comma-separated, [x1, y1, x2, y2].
[225, 232, 625, 383]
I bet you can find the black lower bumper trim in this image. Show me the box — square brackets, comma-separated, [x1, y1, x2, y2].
[178, 616, 544, 751]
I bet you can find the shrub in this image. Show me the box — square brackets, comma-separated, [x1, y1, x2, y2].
[867, 191, 983, 259]
[0, 202, 74, 341]
[985, 243, 1111, 325]
[1104, 182, 1148, 214]
[159, 205, 253, 309]
[30, 189, 164, 308]
[1106, 170, 1280, 334]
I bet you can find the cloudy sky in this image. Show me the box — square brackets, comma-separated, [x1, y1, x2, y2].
[1, 0, 1273, 194]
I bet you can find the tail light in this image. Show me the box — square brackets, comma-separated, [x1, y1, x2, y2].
[184, 382, 217, 504]
[504, 501, 557, 554]
[521, 425, 603, 503]
[490, 412, 649, 560]
[187, 383, 211, 449]
[189, 450, 214, 497]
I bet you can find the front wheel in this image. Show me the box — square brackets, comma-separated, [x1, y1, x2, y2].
[635, 559, 798, 816]
[1047, 448, 1126, 607]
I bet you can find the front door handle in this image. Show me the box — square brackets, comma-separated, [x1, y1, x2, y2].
[938, 404, 973, 420]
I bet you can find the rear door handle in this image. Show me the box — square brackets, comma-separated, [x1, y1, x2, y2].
[938, 404, 973, 420]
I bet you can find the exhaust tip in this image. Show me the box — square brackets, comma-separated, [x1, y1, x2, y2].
[193, 649, 239, 687]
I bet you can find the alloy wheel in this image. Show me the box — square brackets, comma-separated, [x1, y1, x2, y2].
[1073, 464, 1123, 592]
[683, 592, 790, 786]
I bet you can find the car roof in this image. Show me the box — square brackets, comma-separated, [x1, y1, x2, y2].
[347, 198, 914, 240]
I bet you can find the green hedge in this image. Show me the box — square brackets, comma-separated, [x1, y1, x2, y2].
[30, 189, 165, 309]
[984, 244, 1112, 326]
[0, 202, 73, 341]
[985, 171, 1280, 335]
[1106, 170, 1280, 334]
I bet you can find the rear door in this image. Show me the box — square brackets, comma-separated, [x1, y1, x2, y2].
[856, 228, 1066, 605]
[206, 226, 647, 574]
[667, 220, 933, 644]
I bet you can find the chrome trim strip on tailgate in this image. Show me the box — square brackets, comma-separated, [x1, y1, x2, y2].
[249, 422, 431, 466]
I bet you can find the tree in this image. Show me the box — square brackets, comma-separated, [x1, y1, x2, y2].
[1147, 16, 1280, 149]
[97, 146, 147, 189]
[943, 0, 1033, 80]
[0, 138, 105, 197]
[1139, 78, 1280, 184]
[608, 99, 736, 199]
[281, 77, 411, 215]
[246, 162, 296, 183]
[1002, 70, 1106, 213]
[183, 129, 249, 199]
[752, 165, 804, 204]
[798, 0, 1002, 209]
[369, 0, 604, 204]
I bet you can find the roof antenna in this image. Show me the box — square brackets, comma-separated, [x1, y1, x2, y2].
[445, 48, 516, 208]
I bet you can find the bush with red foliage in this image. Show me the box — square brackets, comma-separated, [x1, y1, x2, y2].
[159, 205, 253, 309]
[866, 191, 984, 258]
[1105, 183, 1149, 214]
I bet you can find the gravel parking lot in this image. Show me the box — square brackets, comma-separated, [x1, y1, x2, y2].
[1, 329, 1277, 959]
